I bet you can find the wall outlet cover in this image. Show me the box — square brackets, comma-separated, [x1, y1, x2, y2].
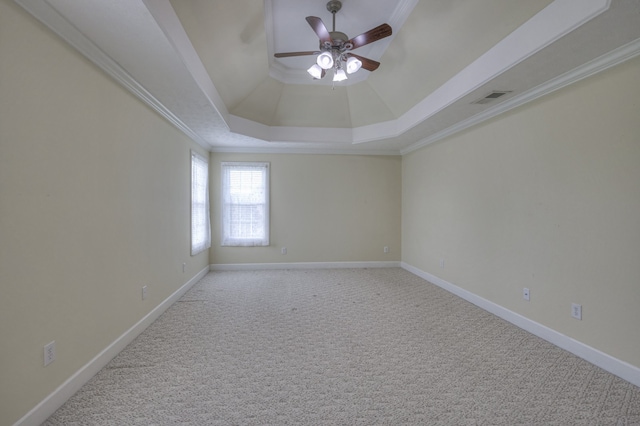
[44, 341, 56, 366]
[571, 303, 582, 320]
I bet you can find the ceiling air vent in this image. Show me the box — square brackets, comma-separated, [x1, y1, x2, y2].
[472, 91, 513, 105]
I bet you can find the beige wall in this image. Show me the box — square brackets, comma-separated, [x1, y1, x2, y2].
[402, 55, 640, 368]
[3, 0, 638, 422]
[210, 153, 402, 265]
[0, 1, 209, 424]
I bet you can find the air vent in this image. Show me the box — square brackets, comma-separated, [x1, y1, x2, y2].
[472, 91, 513, 105]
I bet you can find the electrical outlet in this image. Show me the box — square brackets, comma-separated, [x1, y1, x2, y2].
[142, 285, 148, 301]
[439, 259, 445, 268]
[182, 263, 186, 273]
[281, 247, 287, 255]
[571, 303, 582, 320]
[384, 246, 389, 253]
[523, 288, 530, 301]
[44, 341, 56, 366]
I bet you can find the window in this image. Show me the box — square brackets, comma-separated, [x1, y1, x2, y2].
[191, 151, 211, 255]
[221, 162, 269, 246]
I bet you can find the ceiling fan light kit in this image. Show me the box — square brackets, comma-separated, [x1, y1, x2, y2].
[316, 51, 334, 69]
[333, 67, 347, 82]
[346, 56, 362, 74]
[307, 64, 324, 79]
[274, 0, 392, 83]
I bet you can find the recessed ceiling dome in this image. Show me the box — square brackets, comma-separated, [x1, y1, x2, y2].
[15, 0, 640, 153]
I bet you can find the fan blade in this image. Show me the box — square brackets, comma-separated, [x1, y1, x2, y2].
[348, 53, 380, 72]
[274, 51, 317, 58]
[306, 16, 332, 43]
[348, 23, 392, 49]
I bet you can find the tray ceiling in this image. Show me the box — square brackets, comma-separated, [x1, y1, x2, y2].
[15, 0, 640, 154]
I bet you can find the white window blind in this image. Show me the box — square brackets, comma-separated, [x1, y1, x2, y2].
[221, 162, 269, 247]
[191, 151, 211, 255]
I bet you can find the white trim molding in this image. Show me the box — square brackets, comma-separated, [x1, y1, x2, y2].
[211, 261, 401, 271]
[401, 262, 640, 388]
[18, 0, 635, 156]
[14, 0, 219, 151]
[13, 266, 211, 426]
[401, 36, 640, 155]
[209, 145, 401, 156]
[234, 0, 615, 147]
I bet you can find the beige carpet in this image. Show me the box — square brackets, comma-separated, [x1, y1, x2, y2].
[44, 268, 640, 425]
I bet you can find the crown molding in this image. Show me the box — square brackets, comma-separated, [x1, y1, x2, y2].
[228, 115, 355, 144]
[233, 0, 615, 149]
[400, 36, 640, 156]
[15, 0, 215, 150]
[209, 145, 400, 156]
[17, 0, 635, 156]
[142, 0, 230, 126]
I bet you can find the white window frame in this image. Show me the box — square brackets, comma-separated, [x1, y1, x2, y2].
[191, 151, 211, 255]
[221, 162, 270, 247]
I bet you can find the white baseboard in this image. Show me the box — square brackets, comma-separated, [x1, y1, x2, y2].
[18, 262, 637, 426]
[210, 261, 401, 271]
[401, 262, 640, 388]
[14, 266, 210, 426]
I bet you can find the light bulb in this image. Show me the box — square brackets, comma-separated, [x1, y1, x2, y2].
[316, 51, 334, 70]
[346, 56, 362, 74]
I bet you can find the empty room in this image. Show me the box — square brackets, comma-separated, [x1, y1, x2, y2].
[1, 0, 640, 424]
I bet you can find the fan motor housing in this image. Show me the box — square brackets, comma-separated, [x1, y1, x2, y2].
[320, 32, 349, 51]
[330, 31, 348, 42]
[273, 0, 390, 77]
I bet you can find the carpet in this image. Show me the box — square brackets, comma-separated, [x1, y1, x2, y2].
[44, 268, 640, 425]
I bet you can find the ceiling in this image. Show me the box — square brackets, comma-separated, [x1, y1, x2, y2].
[15, 0, 640, 155]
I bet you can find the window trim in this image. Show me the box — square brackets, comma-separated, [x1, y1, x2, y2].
[190, 151, 211, 255]
[221, 161, 270, 247]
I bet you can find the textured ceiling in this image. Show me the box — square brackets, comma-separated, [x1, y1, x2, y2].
[15, 0, 640, 154]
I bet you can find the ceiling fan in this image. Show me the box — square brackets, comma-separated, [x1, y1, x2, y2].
[274, 0, 392, 82]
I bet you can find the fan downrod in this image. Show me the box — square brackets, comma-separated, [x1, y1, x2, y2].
[273, 0, 390, 76]
[325, 0, 348, 43]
